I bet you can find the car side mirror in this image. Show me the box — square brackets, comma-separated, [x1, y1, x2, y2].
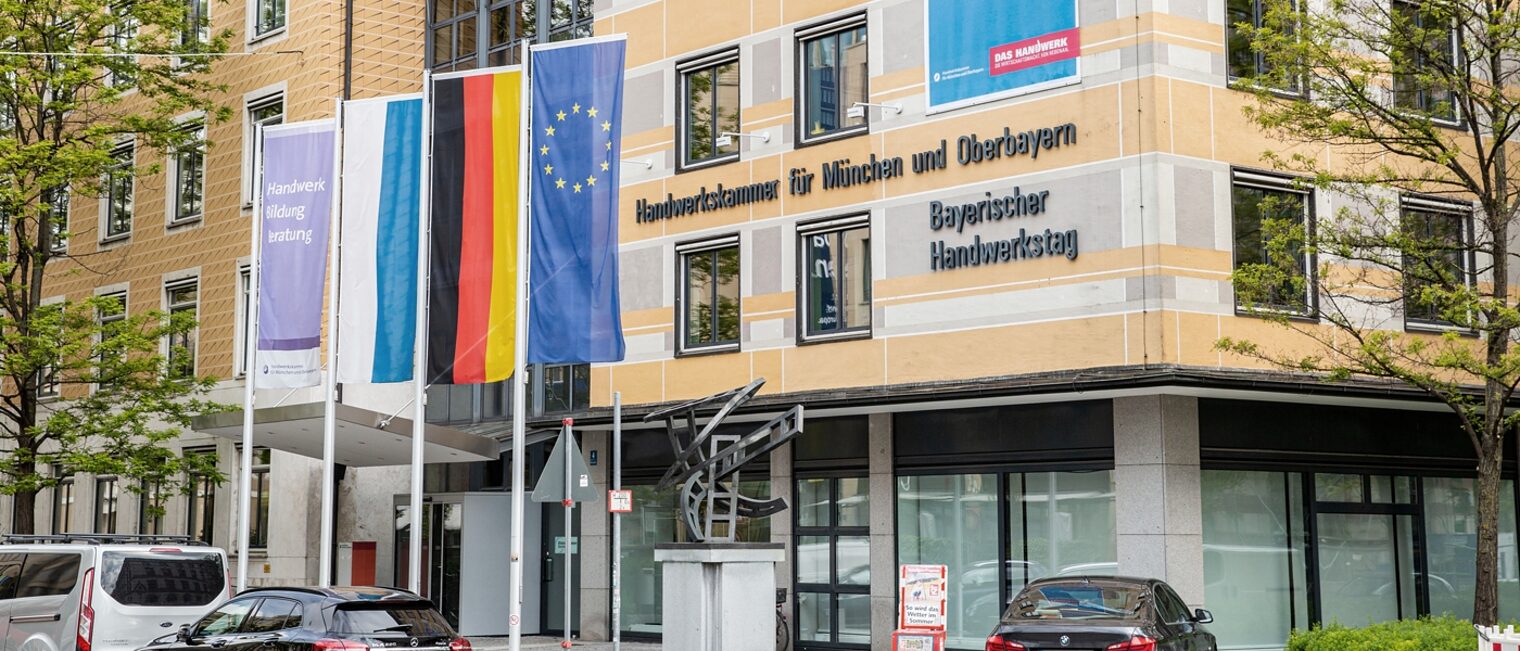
[1193, 608, 1213, 624]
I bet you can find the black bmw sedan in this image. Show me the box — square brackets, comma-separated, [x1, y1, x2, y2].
[138, 586, 470, 651]
[984, 577, 1216, 651]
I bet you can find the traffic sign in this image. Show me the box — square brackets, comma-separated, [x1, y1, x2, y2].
[531, 428, 601, 503]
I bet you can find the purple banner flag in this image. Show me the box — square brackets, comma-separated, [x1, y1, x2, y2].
[256, 120, 336, 389]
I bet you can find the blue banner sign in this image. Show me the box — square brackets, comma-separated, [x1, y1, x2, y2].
[926, 0, 1081, 112]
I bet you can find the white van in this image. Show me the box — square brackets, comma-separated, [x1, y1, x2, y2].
[0, 535, 229, 651]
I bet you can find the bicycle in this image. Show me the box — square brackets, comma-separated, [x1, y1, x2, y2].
[776, 587, 790, 651]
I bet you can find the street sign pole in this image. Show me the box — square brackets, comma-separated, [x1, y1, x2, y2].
[611, 392, 622, 651]
[562, 418, 573, 649]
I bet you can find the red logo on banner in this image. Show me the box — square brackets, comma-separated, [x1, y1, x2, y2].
[989, 28, 1081, 76]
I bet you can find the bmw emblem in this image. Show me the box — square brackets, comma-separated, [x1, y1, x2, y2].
[1059, 635, 1071, 647]
[408, 639, 419, 648]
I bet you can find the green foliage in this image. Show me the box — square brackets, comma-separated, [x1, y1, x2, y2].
[0, 0, 234, 533]
[1287, 617, 1479, 651]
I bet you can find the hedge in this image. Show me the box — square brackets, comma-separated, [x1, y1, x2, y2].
[1287, 616, 1476, 651]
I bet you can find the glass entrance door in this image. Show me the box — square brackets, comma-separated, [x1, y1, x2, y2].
[394, 502, 463, 628]
[1315, 513, 1417, 626]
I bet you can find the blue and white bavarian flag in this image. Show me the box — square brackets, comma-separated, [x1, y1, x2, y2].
[337, 95, 423, 383]
[527, 36, 628, 364]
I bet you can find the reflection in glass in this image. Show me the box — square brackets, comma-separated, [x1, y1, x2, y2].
[798, 478, 828, 528]
[805, 227, 871, 337]
[682, 246, 740, 348]
[1315, 473, 1363, 503]
[1424, 478, 1520, 620]
[619, 484, 676, 634]
[802, 25, 867, 139]
[836, 593, 871, 644]
[796, 535, 829, 585]
[896, 474, 999, 649]
[683, 60, 740, 165]
[1015, 471, 1118, 581]
[1316, 513, 1415, 626]
[837, 477, 870, 527]
[797, 592, 830, 642]
[1201, 470, 1309, 651]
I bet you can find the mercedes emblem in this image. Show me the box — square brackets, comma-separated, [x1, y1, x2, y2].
[408, 639, 419, 648]
[1059, 635, 1071, 647]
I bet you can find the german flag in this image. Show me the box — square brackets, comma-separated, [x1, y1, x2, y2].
[428, 68, 522, 385]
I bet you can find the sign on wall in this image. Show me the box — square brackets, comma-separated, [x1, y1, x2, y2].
[925, 0, 1081, 113]
[899, 564, 948, 629]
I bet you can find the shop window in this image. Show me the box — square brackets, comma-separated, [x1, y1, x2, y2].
[102, 143, 134, 241]
[1201, 470, 1310, 650]
[94, 477, 118, 534]
[794, 476, 870, 647]
[897, 470, 1117, 649]
[798, 216, 871, 341]
[1391, 0, 1458, 123]
[166, 279, 198, 378]
[252, 0, 285, 38]
[677, 236, 740, 353]
[1231, 170, 1313, 315]
[171, 123, 205, 225]
[1226, 0, 1301, 93]
[797, 16, 868, 144]
[678, 50, 740, 169]
[1422, 476, 1520, 621]
[1401, 196, 1472, 327]
[186, 449, 216, 544]
[52, 467, 74, 534]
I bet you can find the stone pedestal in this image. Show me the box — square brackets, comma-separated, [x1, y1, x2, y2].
[654, 543, 785, 651]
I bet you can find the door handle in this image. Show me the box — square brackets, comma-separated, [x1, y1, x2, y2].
[8, 613, 60, 623]
[545, 555, 555, 582]
[210, 640, 228, 649]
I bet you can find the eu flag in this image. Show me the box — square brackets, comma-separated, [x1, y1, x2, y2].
[527, 37, 627, 364]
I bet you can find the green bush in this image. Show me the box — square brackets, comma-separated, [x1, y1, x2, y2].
[1287, 616, 1476, 651]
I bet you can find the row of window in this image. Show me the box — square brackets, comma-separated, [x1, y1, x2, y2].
[46, 449, 269, 548]
[428, 0, 594, 71]
[1230, 168, 1472, 326]
[1227, 0, 1460, 121]
[677, 216, 870, 355]
[38, 277, 201, 398]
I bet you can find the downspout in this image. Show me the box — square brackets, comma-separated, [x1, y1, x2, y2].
[342, 0, 354, 100]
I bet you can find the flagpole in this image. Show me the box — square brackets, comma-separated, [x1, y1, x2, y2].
[319, 99, 344, 588]
[409, 69, 436, 595]
[237, 123, 265, 595]
[508, 40, 533, 651]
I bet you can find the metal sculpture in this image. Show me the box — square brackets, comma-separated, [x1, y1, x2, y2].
[647, 378, 803, 542]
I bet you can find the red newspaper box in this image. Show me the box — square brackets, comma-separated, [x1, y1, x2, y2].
[892, 628, 945, 651]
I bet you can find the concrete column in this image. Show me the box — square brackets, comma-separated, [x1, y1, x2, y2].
[1113, 395, 1204, 606]
[579, 430, 611, 641]
[770, 441, 793, 614]
[868, 412, 895, 646]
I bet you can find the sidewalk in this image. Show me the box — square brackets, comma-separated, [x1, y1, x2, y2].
[469, 637, 662, 651]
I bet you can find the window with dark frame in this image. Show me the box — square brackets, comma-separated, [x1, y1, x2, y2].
[106, 12, 137, 88]
[1231, 171, 1313, 315]
[95, 476, 118, 534]
[679, 50, 740, 168]
[793, 475, 871, 647]
[138, 480, 164, 535]
[186, 449, 216, 544]
[247, 448, 271, 548]
[103, 144, 134, 240]
[97, 292, 127, 384]
[799, 216, 871, 340]
[1391, 0, 1458, 122]
[182, 0, 209, 46]
[1401, 197, 1472, 327]
[428, 0, 594, 72]
[246, 94, 284, 204]
[798, 16, 868, 144]
[173, 123, 205, 225]
[45, 186, 68, 253]
[166, 279, 198, 378]
[253, 0, 286, 38]
[678, 237, 741, 352]
[1226, 0, 1300, 93]
[52, 467, 74, 534]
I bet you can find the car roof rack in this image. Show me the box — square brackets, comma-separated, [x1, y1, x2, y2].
[0, 534, 210, 546]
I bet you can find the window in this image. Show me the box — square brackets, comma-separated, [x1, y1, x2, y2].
[247, 448, 271, 549]
[18, 553, 82, 597]
[166, 279, 198, 378]
[95, 476, 118, 533]
[101, 550, 225, 606]
[246, 94, 284, 203]
[245, 598, 301, 632]
[1402, 196, 1472, 326]
[544, 0, 593, 42]
[186, 450, 216, 544]
[797, 16, 868, 144]
[1392, 0, 1458, 122]
[44, 186, 68, 253]
[799, 216, 871, 340]
[52, 468, 74, 534]
[97, 292, 128, 383]
[430, 0, 482, 71]
[172, 123, 205, 225]
[235, 266, 251, 376]
[1231, 170, 1313, 314]
[195, 599, 257, 636]
[425, 363, 590, 425]
[430, 0, 559, 70]
[679, 50, 740, 168]
[36, 365, 59, 399]
[182, 0, 209, 46]
[106, 13, 137, 88]
[678, 237, 740, 352]
[138, 480, 164, 534]
[103, 144, 134, 240]
[1226, 0, 1300, 92]
[795, 476, 871, 647]
[252, 0, 285, 38]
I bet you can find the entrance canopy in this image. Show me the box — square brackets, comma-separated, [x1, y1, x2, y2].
[193, 402, 498, 466]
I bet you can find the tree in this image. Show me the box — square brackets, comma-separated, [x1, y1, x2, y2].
[1222, 0, 1520, 625]
[0, 0, 233, 534]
